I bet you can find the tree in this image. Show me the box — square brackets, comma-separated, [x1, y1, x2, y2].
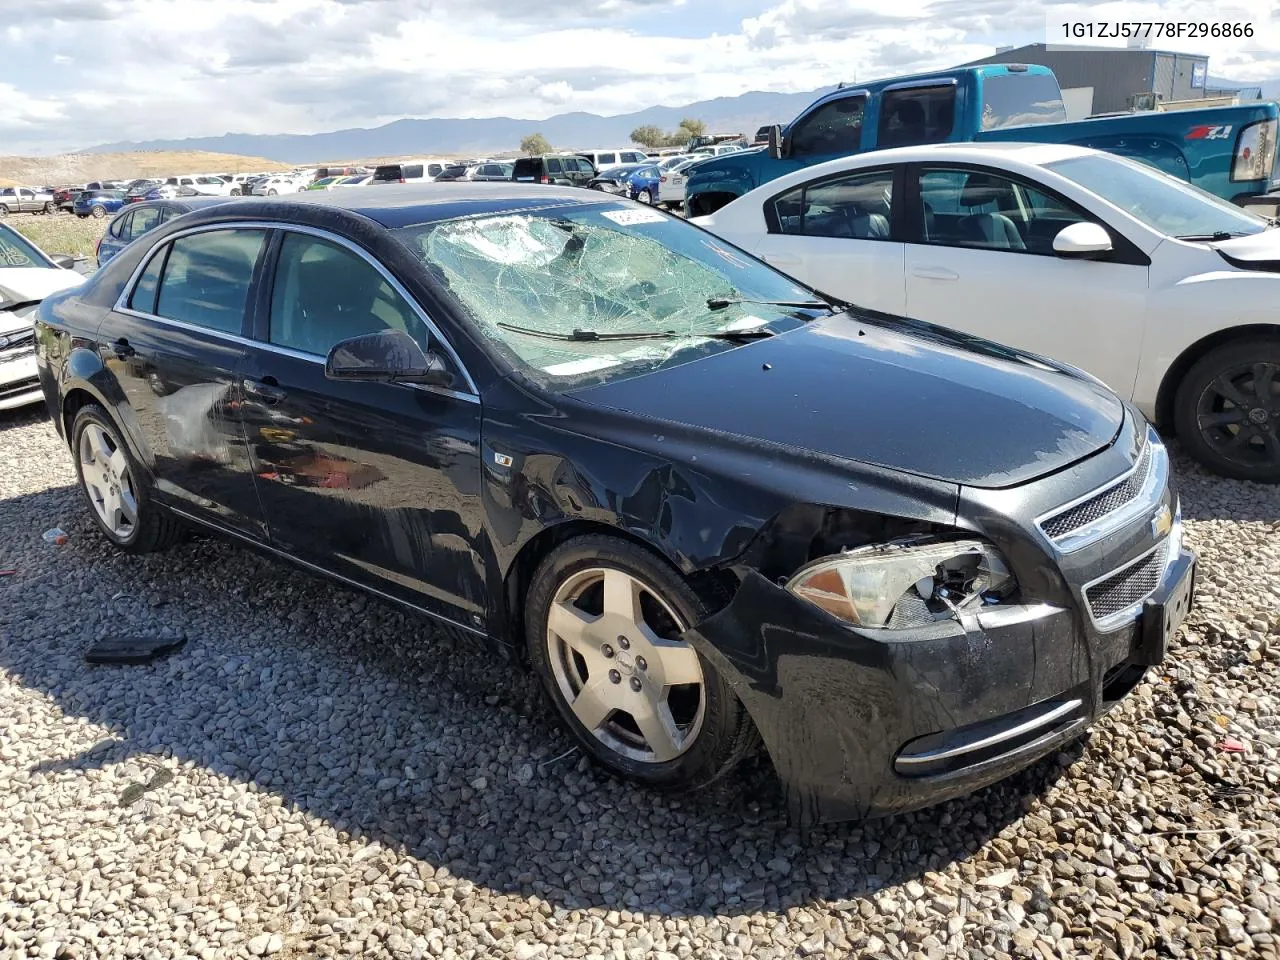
[630, 125, 667, 149]
[520, 133, 552, 155]
[676, 117, 706, 139]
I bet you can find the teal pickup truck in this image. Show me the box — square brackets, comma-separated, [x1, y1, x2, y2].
[684, 63, 1280, 216]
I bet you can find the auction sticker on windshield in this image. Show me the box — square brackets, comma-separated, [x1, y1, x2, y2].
[600, 208, 666, 226]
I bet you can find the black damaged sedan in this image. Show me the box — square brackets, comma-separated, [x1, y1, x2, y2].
[33, 185, 1196, 823]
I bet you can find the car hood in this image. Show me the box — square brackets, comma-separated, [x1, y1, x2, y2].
[1212, 228, 1280, 269]
[0, 268, 84, 314]
[569, 313, 1124, 489]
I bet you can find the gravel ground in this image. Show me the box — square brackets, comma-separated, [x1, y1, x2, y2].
[9, 213, 108, 261]
[1, 403, 1278, 960]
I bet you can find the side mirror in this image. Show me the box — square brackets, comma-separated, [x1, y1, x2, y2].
[51, 254, 77, 270]
[1053, 222, 1113, 259]
[325, 329, 454, 388]
[766, 125, 785, 161]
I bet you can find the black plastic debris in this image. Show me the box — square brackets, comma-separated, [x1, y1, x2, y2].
[84, 636, 186, 665]
[119, 767, 175, 807]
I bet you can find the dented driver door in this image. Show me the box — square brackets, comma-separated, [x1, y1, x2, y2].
[239, 229, 489, 629]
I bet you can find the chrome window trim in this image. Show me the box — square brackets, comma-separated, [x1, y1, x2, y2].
[111, 219, 482, 399]
[1035, 424, 1167, 554]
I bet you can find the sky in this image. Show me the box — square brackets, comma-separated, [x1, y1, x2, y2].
[2, 0, 1279, 155]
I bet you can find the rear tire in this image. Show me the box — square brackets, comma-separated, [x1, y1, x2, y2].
[526, 534, 755, 791]
[42, 201, 55, 214]
[70, 404, 184, 553]
[1173, 337, 1280, 483]
[636, 189, 653, 204]
[0, 205, 9, 218]
[91, 205, 106, 219]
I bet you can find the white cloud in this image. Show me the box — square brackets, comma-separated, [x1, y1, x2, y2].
[0, 0, 1278, 154]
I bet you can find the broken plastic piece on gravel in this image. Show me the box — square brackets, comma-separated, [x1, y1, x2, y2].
[1219, 738, 1246, 753]
[0, 569, 15, 576]
[84, 636, 186, 665]
[42, 528, 68, 545]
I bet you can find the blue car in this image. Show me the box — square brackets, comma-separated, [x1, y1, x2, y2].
[96, 197, 238, 267]
[627, 165, 662, 205]
[72, 190, 126, 219]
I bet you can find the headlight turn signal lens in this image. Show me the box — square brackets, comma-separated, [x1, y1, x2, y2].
[787, 539, 1016, 629]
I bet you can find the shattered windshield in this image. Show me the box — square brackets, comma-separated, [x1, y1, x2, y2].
[394, 202, 824, 386]
[0, 225, 48, 268]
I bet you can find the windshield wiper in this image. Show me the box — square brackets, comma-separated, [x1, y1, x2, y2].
[1175, 231, 1243, 241]
[706, 296, 836, 311]
[496, 321, 676, 342]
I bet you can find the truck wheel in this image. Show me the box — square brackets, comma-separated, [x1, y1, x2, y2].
[1174, 337, 1280, 483]
[0, 205, 9, 218]
[42, 202, 55, 214]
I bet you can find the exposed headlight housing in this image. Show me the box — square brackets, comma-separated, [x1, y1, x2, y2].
[787, 539, 1016, 629]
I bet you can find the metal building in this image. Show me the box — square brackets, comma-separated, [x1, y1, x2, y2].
[964, 42, 1249, 117]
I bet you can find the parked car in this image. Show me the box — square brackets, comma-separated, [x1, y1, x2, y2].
[33, 184, 1195, 824]
[0, 186, 56, 216]
[369, 159, 452, 185]
[577, 149, 650, 171]
[53, 186, 81, 211]
[0, 222, 83, 409]
[251, 175, 306, 196]
[72, 190, 126, 219]
[220, 174, 266, 195]
[168, 175, 235, 197]
[96, 197, 237, 267]
[122, 179, 165, 204]
[685, 63, 1280, 216]
[435, 162, 514, 182]
[585, 162, 649, 194]
[511, 154, 596, 187]
[303, 176, 347, 191]
[335, 175, 372, 188]
[658, 157, 704, 207]
[691, 143, 744, 158]
[627, 165, 662, 204]
[694, 141, 1280, 482]
[84, 181, 126, 191]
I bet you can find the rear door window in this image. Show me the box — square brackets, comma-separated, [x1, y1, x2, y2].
[878, 86, 957, 148]
[152, 229, 268, 334]
[403, 164, 424, 179]
[428, 163, 444, 177]
[789, 95, 866, 158]
[598, 153, 617, 165]
[772, 168, 895, 239]
[546, 158, 564, 174]
[129, 205, 161, 240]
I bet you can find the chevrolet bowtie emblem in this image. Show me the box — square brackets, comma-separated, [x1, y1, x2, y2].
[1152, 504, 1173, 539]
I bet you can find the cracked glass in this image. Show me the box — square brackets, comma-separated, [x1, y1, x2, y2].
[394, 202, 821, 386]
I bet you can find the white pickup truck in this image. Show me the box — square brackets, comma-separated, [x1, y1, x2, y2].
[167, 175, 236, 197]
[0, 187, 56, 217]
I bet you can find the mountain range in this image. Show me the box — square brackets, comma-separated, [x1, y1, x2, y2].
[86, 74, 1280, 164]
[86, 87, 839, 163]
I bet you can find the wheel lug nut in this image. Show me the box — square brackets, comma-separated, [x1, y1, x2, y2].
[601, 643, 614, 658]
[629, 677, 642, 692]
[608, 669, 621, 684]
[618, 636, 630, 650]
[636, 656, 647, 671]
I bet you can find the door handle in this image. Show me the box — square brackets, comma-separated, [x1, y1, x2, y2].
[242, 377, 287, 403]
[911, 265, 959, 281]
[111, 337, 135, 360]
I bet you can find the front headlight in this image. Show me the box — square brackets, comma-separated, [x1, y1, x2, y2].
[787, 539, 1016, 629]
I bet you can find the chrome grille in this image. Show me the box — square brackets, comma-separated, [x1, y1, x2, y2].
[1041, 441, 1153, 542]
[1085, 544, 1164, 622]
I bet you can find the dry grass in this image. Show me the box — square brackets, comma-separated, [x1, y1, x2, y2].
[0, 151, 293, 187]
[10, 213, 109, 260]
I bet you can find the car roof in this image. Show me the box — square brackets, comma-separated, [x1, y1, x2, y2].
[173, 183, 612, 230]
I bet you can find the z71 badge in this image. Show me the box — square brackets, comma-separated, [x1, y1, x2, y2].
[1185, 124, 1233, 140]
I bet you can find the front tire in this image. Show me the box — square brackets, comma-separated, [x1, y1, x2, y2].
[91, 205, 106, 219]
[0, 205, 9, 218]
[267, 188, 278, 196]
[526, 535, 754, 790]
[1174, 338, 1280, 482]
[42, 201, 55, 214]
[71, 404, 183, 553]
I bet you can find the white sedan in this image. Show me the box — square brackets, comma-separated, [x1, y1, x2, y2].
[251, 176, 306, 196]
[694, 142, 1280, 483]
[0, 223, 84, 409]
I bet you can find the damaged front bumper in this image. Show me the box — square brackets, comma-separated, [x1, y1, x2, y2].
[682, 544, 1195, 825]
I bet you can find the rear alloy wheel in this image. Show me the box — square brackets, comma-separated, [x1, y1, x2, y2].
[71, 404, 183, 552]
[527, 535, 755, 789]
[91, 205, 106, 218]
[0, 205, 9, 218]
[1175, 338, 1280, 482]
[42, 201, 55, 214]
[636, 189, 653, 205]
[267, 188, 278, 196]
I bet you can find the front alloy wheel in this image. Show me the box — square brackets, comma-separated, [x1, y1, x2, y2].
[1176, 338, 1280, 482]
[91, 205, 106, 218]
[526, 535, 755, 789]
[636, 189, 653, 205]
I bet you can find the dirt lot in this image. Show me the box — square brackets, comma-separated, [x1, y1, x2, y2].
[0, 398, 1278, 960]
